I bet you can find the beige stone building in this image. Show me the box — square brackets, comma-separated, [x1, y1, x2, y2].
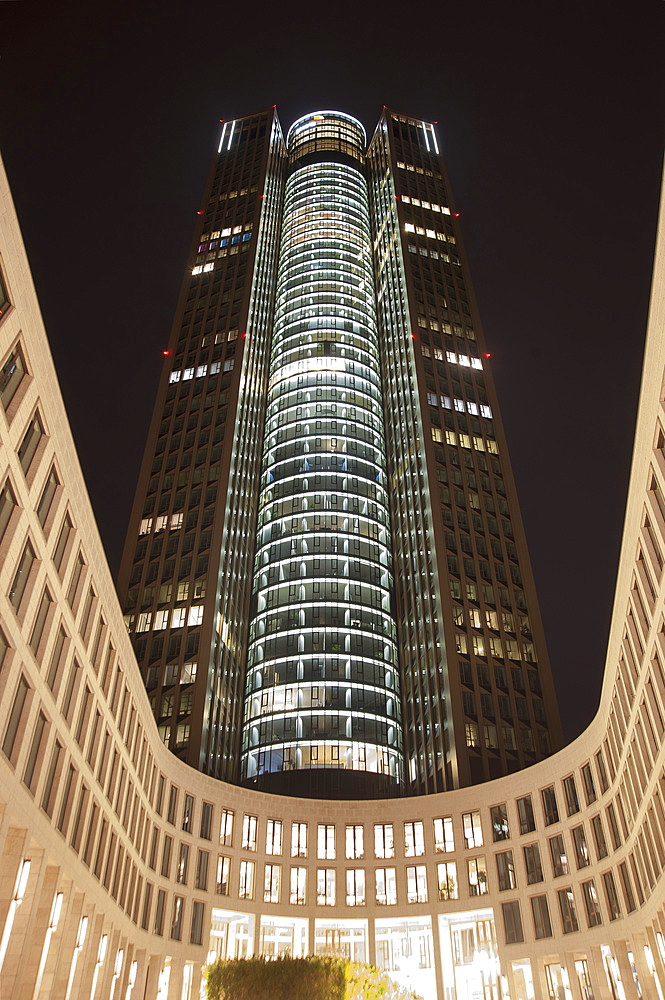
[1, 132, 665, 998]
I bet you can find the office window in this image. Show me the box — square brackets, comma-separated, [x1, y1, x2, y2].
[66, 552, 85, 607]
[195, 850, 208, 891]
[346, 869, 366, 906]
[618, 861, 636, 913]
[434, 816, 454, 852]
[563, 775, 580, 816]
[558, 887, 579, 933]
[490, 803, 510, 841]
[316, 868, 335, 906]
[170, 896, 184, 941]
[60, 658, 80, 723]
[30, 588, 52, 653]
[161, 835, 172, 878]
[0, 479, 17, 541]
[346, 824, 364, 859]
[437, 861, 458, 900]
[176, 842, 189, 884]
[220, 808, 233, 846]
[581, 879, 602, 927]
[375, 867, 397, 906]
[264, 863, 281, 903]
[2, 674, 29, 761]
[406, 865, 428, 903]
[41, 739, 62, 816]
[530, 894, 552, 939]
[141, 883, 152, 930]
[374, 823, 394, 858]
[23, 710, 46, 791]
[182, 793, 194, 832]
[462, 810, 483, 849]
[523, 843, 543, 884]
[572, 825, 590, 868]
[603, 871, 621, 920]
[37, 468, 59, 527]
[53, 514, 73, 572]
[46, 626, 67, 693]
[167, 785, 178, 824]
[496, 850, 516, 891]
[9, 540, 35, 610]
[541, 785, 559, 826]
[404, 820, 425, 857]
[18, 413, 44, 474]
[517, 795, 535, 834]
[242, 813, 257, 851]
[154, 889, 166, 935]
[190, 901, 204, 946]
[467, 856, 488, 896]
[501, 901, 524, 944]
[216, 856, 230, 896]
[549, 834, 569, 877]
[0, 627, 8, 672]
[606, 802, 622, 849]
[581, 762, 597, 804]
[290, 866, 306, 904]
[1, 344, 26, 410]
[200, 801, 213, 840]
[239, 860, 255, 899]
[266, 819, 282, 855]
[291, 822, 307, 857]
[591, 814, 609, 859]
[317, 824, 335, 860]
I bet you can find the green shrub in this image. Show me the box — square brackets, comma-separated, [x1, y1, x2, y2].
[205, 955, 422, 1000]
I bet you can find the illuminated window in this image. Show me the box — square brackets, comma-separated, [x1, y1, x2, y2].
[317, 824, 335, 860]
[220, 809, 233, 847]
[374, 824, 394, 859]
[437, 862, 458, 900]
[433, 817, 454, 853]
[375, 867, 397, 906]
[264, 863, 281, 903]
[467, 856, 488, 896]
[345, 825, 364, 860]
[291, 822, 307, 858]
[406, 865, 427, 903]
[242, 814, 257, 851]
[346, 869, 365, 906]
[239, 860, 254, 899]
[290, 866, 306, 904]
[316, 869, 335, 906]
[462, 811, 483, 849]
[404, 821, 424, 857]
[266, 819, 282, 856]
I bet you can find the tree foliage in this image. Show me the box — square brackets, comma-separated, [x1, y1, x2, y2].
[205, 956, 422, 1000]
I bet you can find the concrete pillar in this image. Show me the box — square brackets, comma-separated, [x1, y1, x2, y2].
[646, 925, 665, 997]
[562, 952, 583, 1000]
[7, 843, 48, 998]
[587, 946, 614, 1000]
[631, 932, 658, 999]
[143, 955, 163, 1000]
[429, 913, 444, 1000]
[614, 939, 639, 1000]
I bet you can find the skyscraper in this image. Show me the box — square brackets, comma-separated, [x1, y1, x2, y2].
[118, 108, 562, 798]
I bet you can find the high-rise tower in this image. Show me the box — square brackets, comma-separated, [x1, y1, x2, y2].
[118, 107, 563, 796]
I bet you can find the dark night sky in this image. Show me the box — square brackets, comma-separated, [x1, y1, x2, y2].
[1, 1, 663, 741]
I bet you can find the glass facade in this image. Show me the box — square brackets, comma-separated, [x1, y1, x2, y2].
[118, 106, 562, 796]
[241, 113, 403, 797]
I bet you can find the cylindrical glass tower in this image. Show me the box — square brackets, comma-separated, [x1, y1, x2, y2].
[241, 112, 404, 797]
